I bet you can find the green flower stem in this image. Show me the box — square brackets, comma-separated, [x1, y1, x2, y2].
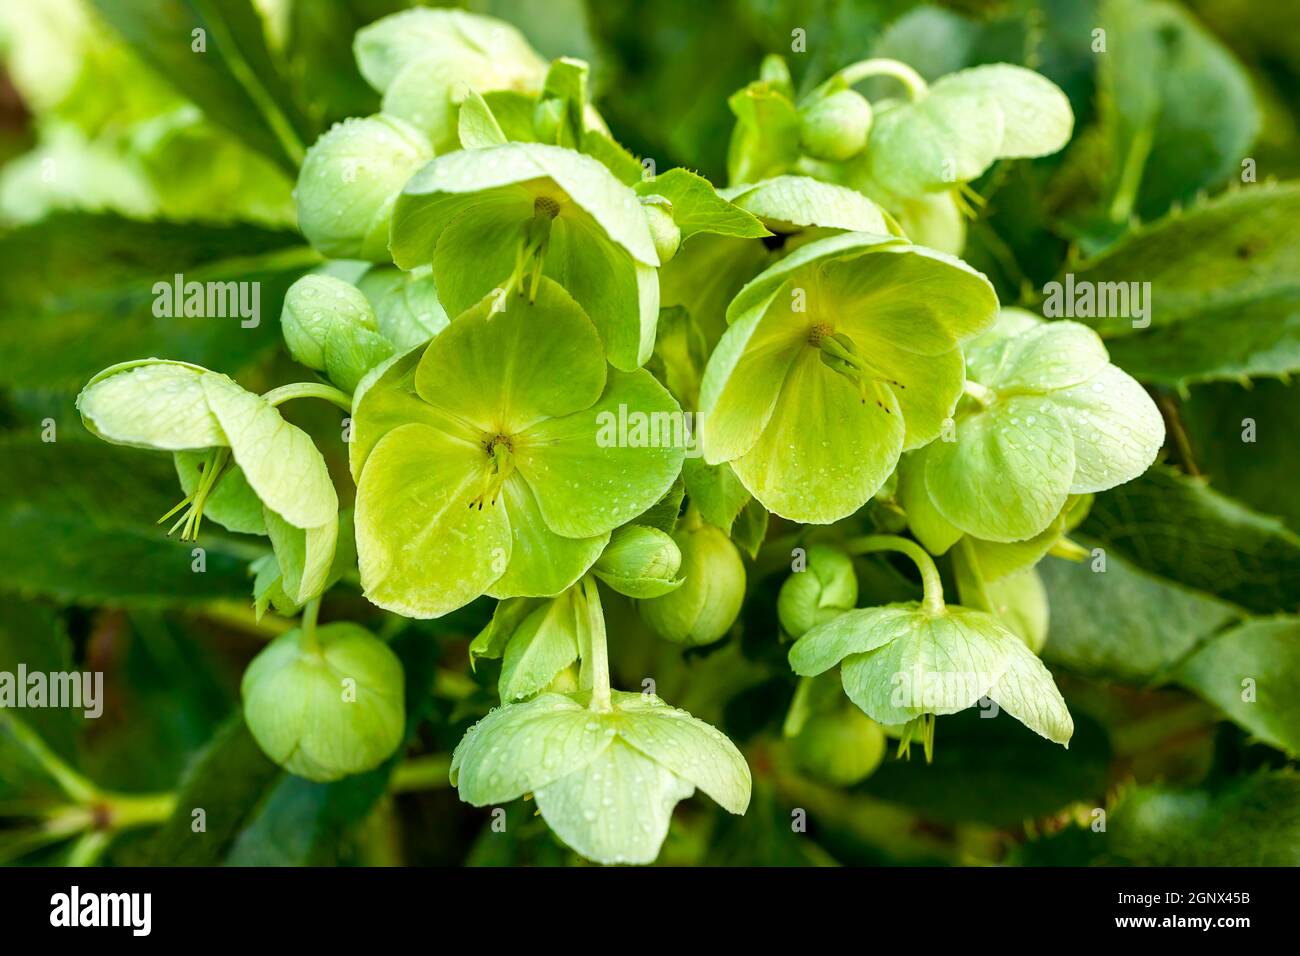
[581, 576, 613, 713]
[390, 754, 453, 793]
[97, 790, 177, 830]
[262, 381, 354, 414]
[845, 534, 946, 614]
[300, 596, 322, 654]
[835, 58, 929, 100]
[3, 714, 98, 803]
[65, 831, 111, 868]
[963, 379, 995, 406]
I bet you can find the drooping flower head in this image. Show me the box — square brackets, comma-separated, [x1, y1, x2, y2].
[77, 359, 339, 605]
[699, 232, 998, 523]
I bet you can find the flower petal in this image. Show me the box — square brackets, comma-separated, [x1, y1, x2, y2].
[925, 397, 1075, 542]
[1051, 364, 1165, 494]
[355, 422, 510, 618]
[488, 475, 609, 599]
[989, 635, 1074, 745]
[789, 604, 919, 677]
[732, 349, 904, 524]
[514, 370, 685, 538]
[77, 360, 224, 451]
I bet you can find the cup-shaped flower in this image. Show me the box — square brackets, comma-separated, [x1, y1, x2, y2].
[914, 309, 1164, 543]
[854, 64, 1073, 204]
[777, 544, 858, 638]
[389, 142, 660, 370]
[450, 689, 751, 865]
[699, 232, 998, 523]
[353, 8, 548, 153]
[242, 622, 405, 782]
[294, 113, 432, 262]
[281, 274, 394, 392]
[789, 601, 1073, 747]
[638, 514, 745, 646]
[76, 360, 339, 604]
[350, 280, 684, 618]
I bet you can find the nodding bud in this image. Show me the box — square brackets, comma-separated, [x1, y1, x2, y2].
[640, 197, 681, 264]
[777, 544, 858, 638]
[294, 113, 432, 262]
[638, 518, 745, 647]
[799, 88, 873, 162]
[241, 623, 405, 782]
[790, 706, 886, 786]
[281, 274, 394, 392]
[594, 524, 683, 598]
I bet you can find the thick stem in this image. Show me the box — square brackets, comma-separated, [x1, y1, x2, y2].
[580, 576, 612, 712]
[262, 382, 354, 414]
[845, 535, 946, 614]
[835, 58, 929, 100]
[3, 715, 99, 803]
[299, 597, 322, 654]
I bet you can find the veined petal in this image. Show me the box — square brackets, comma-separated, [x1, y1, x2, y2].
[77, 360, 224, 451]
[414, 279, 607, 434]
[989, 635, 1074, 745]
[355, 422, 509, 618]
[488, 475, 609, 598]
[925, 397, 1075, 543]
[430, 191, 533, 318]
[1051, 364, 1165, 494]
[451, 693, 612, 805]
[789, 604, 918, 676]
[732, 349, 904, 524]
[514, 370, 685, 539]
[199, 373, 337, 530]
[697, 295, 806, 466]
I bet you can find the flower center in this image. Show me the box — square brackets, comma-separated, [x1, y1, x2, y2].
[533, 195, 561, 219]
[813, 329, 905, 412]
[469, 434, 516, 511]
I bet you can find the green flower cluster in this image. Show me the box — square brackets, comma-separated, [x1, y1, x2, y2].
[74, 9, 1164, 864]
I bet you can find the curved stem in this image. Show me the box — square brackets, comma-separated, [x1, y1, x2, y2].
[390, 754, 453, 794]
[581, 576, 612, 712]
[262, 382, 353, 414]
[835, 58, 928, 100]
[3, 715, 99, 803]
[844, 534, 945, 614]
[299, 597, 322, 654]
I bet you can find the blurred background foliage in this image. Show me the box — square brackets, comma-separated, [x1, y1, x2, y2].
[1, 0, 1298, 866]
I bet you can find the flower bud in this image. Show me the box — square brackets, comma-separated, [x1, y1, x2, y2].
[799, 89, 873, 162]
[791, 706, 885, 786]
[294, 114, 432, 262]
[777, 545, 858, 638]
[594, 524, 683, 598]
[641, 197, 681, 264]
[280, 274, 394, 392]
[357, 265, 450, 351]
[242, 622, 405, 782]
[639, 518, 745, 646]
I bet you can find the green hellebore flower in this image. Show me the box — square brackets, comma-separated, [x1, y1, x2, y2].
[799, 88, 873, 162]
[350, 279, 684, 618]
[777, 544, 858, 638]
[281, 274, 395, 393]
[356, 265, 450, 351]
[242, 622, 405, 782]
[593, 525, 684, 599]
[699, 232, 998, 523]
[390, 142, 660, 370]
[915, 309, 1164, 543]
[855, 63, 1073, 204]
[791, 705, 886, 786]
[638, 514, 745, 646]
[354, 8, 548, 153]
[294, 113, 432, 262]
[450, 689, 751, 865]
[789, 601, 1073, 747]
[76, 360, 339, 604]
